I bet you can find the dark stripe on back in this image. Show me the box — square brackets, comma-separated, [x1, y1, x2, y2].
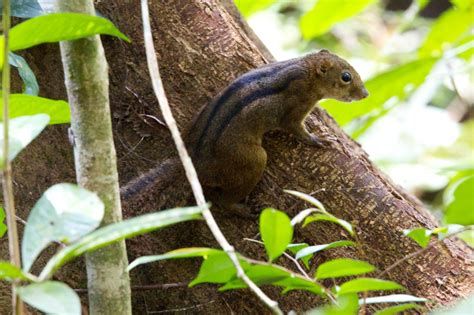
[211, 69, 305, 146]
[194, 60, 297, 150]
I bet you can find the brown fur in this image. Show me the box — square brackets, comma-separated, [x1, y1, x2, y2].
[121, 50, 368, 207]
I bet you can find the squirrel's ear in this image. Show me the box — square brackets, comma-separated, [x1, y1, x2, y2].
[317, 59, 333, 76]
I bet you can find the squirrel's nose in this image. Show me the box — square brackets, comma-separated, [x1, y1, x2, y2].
[360, 87, 369, 99]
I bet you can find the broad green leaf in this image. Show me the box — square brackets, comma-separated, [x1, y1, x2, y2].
[444, 175, 474, 225]
[338, 278, 404, 294]
[219, 264, 290, 291]
[0, 261, 33, 282]
[374, 304, 422, 315]
[39, 206, 204, 280]
[287, 243, 310, 269]
[9, 53, 39, 96]
[415, 0, 430, 9]
[219, 264, 325, 296]
[234, 0, 277, 17]
[419, 8, 473, 58]
[322, 58, 437, 127]
[307, 294, 359, 315]
[403, 228, 433, 248]
[295, 241, 356, 260]
[189, 251, 250, 287]
[456, 35, 474, 61]
[128, 247, 220, 271]
[0, 0, 44, 18]
[303, 213, 354, 236]
[285, 190, 327, 212]
[22, 183, 104, 272]
[300, 0, 376, 39]
[363, 294, 427, 305]
[2, 94, 70, 124]
[0, 13, 130, 67]
[17, 281, 81, 315]
[260, 208, 293, 261]
[316, 258, 375, 279]
[277, 276, 325, 296]
[451, 0, 473, 10]
[0, 114, 49, 164]
[0, 206, 6, 238]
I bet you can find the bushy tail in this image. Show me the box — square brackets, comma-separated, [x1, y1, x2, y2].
[120, 157, 182, 201]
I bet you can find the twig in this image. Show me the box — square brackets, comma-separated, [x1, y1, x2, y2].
[140, 1, 282, 314]
[378, 227, 472, 278]
[2, 1, 24, 313]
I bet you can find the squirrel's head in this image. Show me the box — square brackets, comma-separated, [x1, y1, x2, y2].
[309, 49, 368, 102]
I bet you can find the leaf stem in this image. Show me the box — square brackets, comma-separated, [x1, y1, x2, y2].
[140, 1, 282, 313]
[2, 1, 24, 314]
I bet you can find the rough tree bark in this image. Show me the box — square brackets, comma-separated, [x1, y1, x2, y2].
[1, 0, 472, 314]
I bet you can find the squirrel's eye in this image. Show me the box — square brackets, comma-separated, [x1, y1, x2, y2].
[341, 72, 352, 83]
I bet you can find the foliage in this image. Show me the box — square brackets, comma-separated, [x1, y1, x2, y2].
[0, 207, 6, 238]
[129, 191, 428, 314]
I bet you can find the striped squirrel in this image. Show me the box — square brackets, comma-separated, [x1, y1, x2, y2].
[121, 50, 368, 207]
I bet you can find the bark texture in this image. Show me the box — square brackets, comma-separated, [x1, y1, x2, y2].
[1, 0, 472, 314]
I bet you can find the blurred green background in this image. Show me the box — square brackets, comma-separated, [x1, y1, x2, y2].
[234, 0, 473, 243]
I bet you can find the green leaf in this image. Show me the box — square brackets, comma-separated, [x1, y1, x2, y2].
[0, 0, 44, 18]
[260, 208, 293, 261]
[321, 58, 437, 127]
[39, 206, 204, 280]
[234, 0, 277, 17]
[415, 0, 430, 9]
[287, 243, 310, 269]
[316, 258, 375, 279]
[338, 278, 404, 294]
[219, 264, 325, 296]
[456, 35, 474, 61]
[300, 0, 376, 39]
[22, 183, 104, 272]
[0, 114, 49, 164]
[444, 175, 474, 225]
[419, 8, 473, 58]
[0, 13, 130, 66]
[9, 53, 39, 96]
[17, 281, 81, 315]
[285, 190, 327, 212]
[0, 261, 32, 282]
[295, 241, 356, 260]
[363, 294, 427, 305]
[190, 251, 250, 287]
[0, 206, 6, 238]
[277, 276, 325, 296]
[374, 304, 422, 315]
[219, 264, 290, 291]
[451, 0, 473, 10]
[303, 213, 354, 236]
[128, 247, 220, 271]
[2, 94, 70, 125]
[307, 294, 359, 315]
[403, 228, 433, 248]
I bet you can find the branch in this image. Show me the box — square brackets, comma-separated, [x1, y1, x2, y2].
[2, 0, 25, 313]
[140, 1, 282, 314]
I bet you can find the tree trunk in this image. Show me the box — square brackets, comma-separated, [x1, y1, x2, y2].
[56, 0, 132, 314]
[1, 0, 472, 313]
